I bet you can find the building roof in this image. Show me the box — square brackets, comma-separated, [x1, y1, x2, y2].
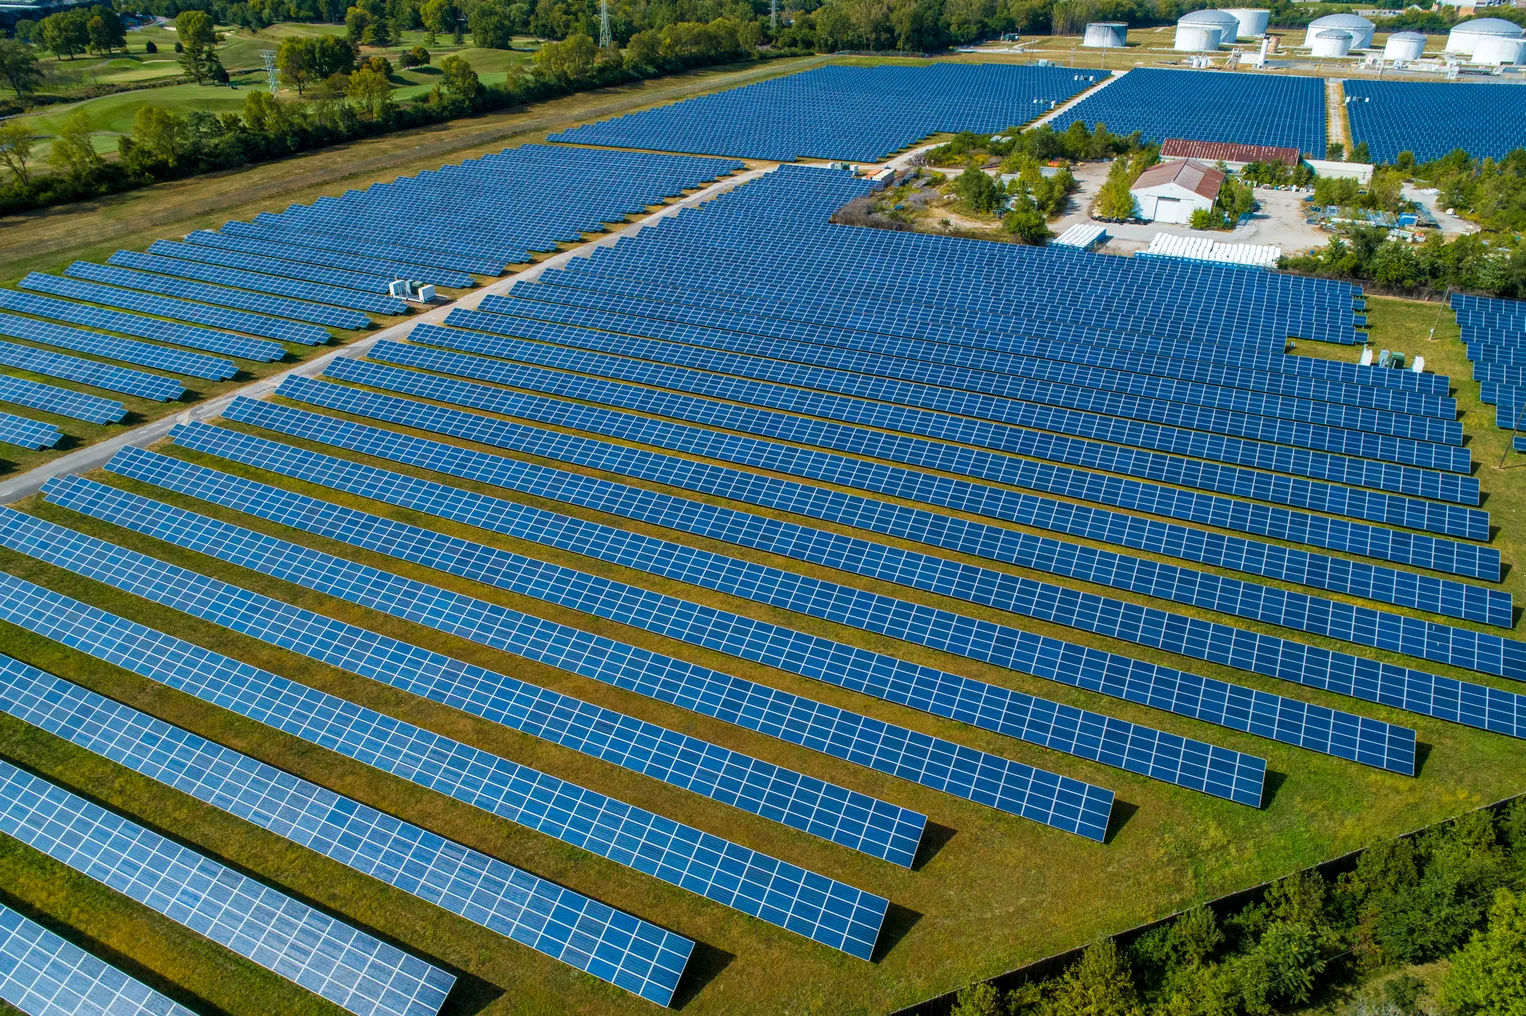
[1130, 159, 1226, 200]
[1161, 138, 1300, 166]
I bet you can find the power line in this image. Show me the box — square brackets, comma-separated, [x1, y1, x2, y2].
[599, 0, 611, 48]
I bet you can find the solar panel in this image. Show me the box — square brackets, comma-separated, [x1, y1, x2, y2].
[0, 337, 185, 402]
[0, 311, 235, 382]
[66, 261, 370, 330]
[0, 571, 892, 960]
[19, 274, 329, 346]
[0, 409, 61, 450]
[0, 288, 284, 361]
[0, 900, 198, 1016]
[106, 250, 407, 317]
[0, 503, 930, 868]
[0, 373, 125, 424]
[145, 240, 401, 295]
[1346, 79, 1526, 162]
[0, 654, 695, 1007]
[182, 231, 475, 290]
[218, 220, 503, 275]
[0, 760, 455, 1016]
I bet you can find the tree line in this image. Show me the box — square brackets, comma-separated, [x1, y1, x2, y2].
[949, 799, 1526, 1016]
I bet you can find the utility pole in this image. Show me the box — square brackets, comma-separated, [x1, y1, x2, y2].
[599, 0, 611, 48]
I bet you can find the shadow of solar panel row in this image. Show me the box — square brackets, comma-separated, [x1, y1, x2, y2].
[276, 370, 1525, 691]
[0, 759, 454, 1016]
[0, 898, 199, 1016]
[0, 289, 283, 362]
[112, 443, 1417, 786]
[145, 240, 400, 296]
[0, 573, 892, 961]
[19, 274, 328, 347]
[1047, 69, 1325, 152]
[0, 337, 185, 402]
[59, 464, 1119, 836]
[187, 403, 1421, 773]
[108, 250, 407, 317]
[220, 219, 504, 276]
[1345, 79, 1526, 163]
[66, 261, 370, 330]
[343, 345, 1495, 585]
[406, 321, 1474, 508]
[0, 311, 235, 382]
[451, 304, 1466, 468]
[328, 351, 1511, 634]
[0, 505, 929, 869]
[0, 374, 124, 424]
[0, 410, 60, 449]
[253, 146, 743, 267]
[498, 281, 1459, 422]
[550, 64, 1100, 162]
[182, 231, 475, 290]
[0, 656, 696, 1007]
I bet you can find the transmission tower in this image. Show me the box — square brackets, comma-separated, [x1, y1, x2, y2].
[770, 0, 777, 30]
[599, 0, 611, 47]
[260, 49, 278, 94]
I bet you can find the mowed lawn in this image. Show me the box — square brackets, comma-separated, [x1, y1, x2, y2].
[0, 284, 1524, 1016]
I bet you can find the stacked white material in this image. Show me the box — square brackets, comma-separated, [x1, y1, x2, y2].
[1053, 223, 1108, 248]
[1139, 232, 1282, 268]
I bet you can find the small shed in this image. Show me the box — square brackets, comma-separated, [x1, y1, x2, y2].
[1128, 159, 1224, 224]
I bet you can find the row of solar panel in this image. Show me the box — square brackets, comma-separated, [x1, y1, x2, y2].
[0, 289, 284, 362]
[109, 248, 407, 316]
[0, 335, 189, 400]
[0, 374, 124, 425]
[1346, 79, 1526, 163]
[65, 260, 371, 330]
[201, 397, 1526, 749]
[0, 311, 235, 382]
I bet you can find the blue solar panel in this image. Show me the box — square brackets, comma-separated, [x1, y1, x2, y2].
[182, 231, 475, 289]
[0, 409, 60, 449]
[0, 571, 892, 960]
[0, 311, 234, 382]
[144, 241, 400, 296]
[66, 261, 370, 330]
[219, 220, 504, 276]
[0, 900, 198, 1016]
[162, 413, 1409, 781]
[107, 250, 407, 317]
[1346, 79, 1526, 163]
[0, 373, 124, 424]
[19, 274, 329, 346]
[201, 397, 1526, 741]
[0, 503, 930, 868]
[550, 64, 1101, 162]
[0, 654, 696, 1007]
[0, 288, 283, 361]
[0, 760, 455, 1016]
[0, 338, 185, 402]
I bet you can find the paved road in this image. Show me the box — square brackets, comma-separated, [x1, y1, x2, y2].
[0, 164, 777, 506]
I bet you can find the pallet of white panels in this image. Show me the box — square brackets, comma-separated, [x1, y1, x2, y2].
[0, 901, 198, 1016]
[0, 761, 455, 1016]
[0, 374, 124, 424]
[181, 231, 475, 289]
[0, 337, 186, 402]
[219, 220, 505, 276]
[19, 274, 328, 347]
[66, 262, 370, 331]
[0, 312, 234, 382]
[0, 655, 696, 1007]
[207, 395, 1526, 747]
[107, 251, 407, 317]
[0, 289, 283, 362]
[0, 573, 893, 961]
[145, 241, 397, 296]
[0, 410, 60, 450]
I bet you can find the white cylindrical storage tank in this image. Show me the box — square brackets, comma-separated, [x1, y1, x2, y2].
[1382, 31, 1427, 61]
[1447, 17, 1524, 56]
[1303, 13, 1374, 49]
[1083, 22, 1128, 47]
[1473, 33, 1524, 64]
[1311, 29, 1352, 57]
[1222, 8, 1269, 38]
[1174, 22, 1224, 50]
[1179, 8, 1242, 42]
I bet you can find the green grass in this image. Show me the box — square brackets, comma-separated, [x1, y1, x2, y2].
[1, 289, 1525, 1014]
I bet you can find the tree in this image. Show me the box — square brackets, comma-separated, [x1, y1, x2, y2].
[1327, 141, 1345, 161]
[48, 110, 103, 178]
[13, 18, 37, 44]
[0, 39, 42, 99]
[128, 105, 187, 166]
[364, 54, 392, 77]
[40, 10, 89, 60]
[277, 34, 354, 93]
[1047, 940, 1142, 1016]
[145, 40, 158, 53]
[1235, 923, 1323, 1013]
[949, 982, 1005, 1016]
[438, 54, 479, 98]
[0, 120, 36, 186]
[1352, 140, 1372, 163]
[345, 6, 373, 46]
[1440, 889, 1526, 1016]
[1095, 154, 1137, 219]
[399, 45, 430, 67]
[1003, 192, 1051, 245]
[533, 32, 596, 80]
[176, 10, 222, 85]
[345, 64, 391, 118]
[954, 165, 1001, 214]
[276, 36, 313, 93]
[468, 3, 514, 48]
[84, 6, 125, 54]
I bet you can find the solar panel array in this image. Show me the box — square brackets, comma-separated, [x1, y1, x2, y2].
[0, 759, 456, 1016]
[0, 409, 61, 450]
[1345, 79, 1526, 163]
[0, 336, 187, 401]
[549, 64, 1102, 162]
[0, 900, 198, 1016]
[106, 249, 406, 316]
[0, 653, 697, 1006]
[0, 373, 124, 424]
[1456, 293, 1526, 451]
[65, 260, 370, 330]
[0, 288, 284, 361]
[1047, 68, 1327, 155]
[0, 311, 235, 381]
